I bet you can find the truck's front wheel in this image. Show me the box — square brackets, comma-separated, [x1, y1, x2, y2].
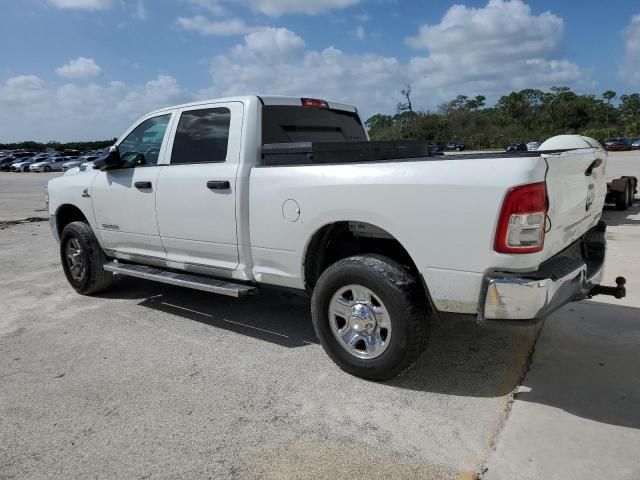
[311, 255, 429, 381]
[60, 221, 113, 295]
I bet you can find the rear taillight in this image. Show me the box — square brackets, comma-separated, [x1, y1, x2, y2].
[301, 98, 328, 108]
[494, 182, 547, 254]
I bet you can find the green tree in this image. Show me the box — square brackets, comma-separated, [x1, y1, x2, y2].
[364, 86, 640, 149]
[465, 95, 486, 111]
[620, 94, 640, 121]
[602, 90, 617, 125]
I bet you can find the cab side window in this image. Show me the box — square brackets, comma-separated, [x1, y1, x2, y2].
[119, 114, 171, 167]
[171, 108, 231, 164]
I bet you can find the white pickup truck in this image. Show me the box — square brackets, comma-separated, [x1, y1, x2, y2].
[47, 95, 626, 380]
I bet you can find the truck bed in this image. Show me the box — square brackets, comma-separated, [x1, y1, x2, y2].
[261, 141, 584, 166]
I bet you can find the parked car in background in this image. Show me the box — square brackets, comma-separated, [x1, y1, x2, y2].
[63, 149, 81, 156]
[506, 143, 527, 152]
[427, 143, 444, 156]
[0, 157, 17, 171]
[444, 141, 465, 151]
[604, 138, 632, 151]
[62, 155, 98, 172]
[15, 152, 49, 169]
[631, 138, 640, 150]
[1, 152, 35, 171]
[526, 141, 541, 151]
[10, 154, 48, 172]
[30, 156, 68, 172]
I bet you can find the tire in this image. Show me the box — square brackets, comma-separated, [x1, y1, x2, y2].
[311, 254, 429, 381]
[43, 165, 51, 172]
[628, 181, 635, 207]
[615, 182, 630, 211]
[60, 221, 113, 295]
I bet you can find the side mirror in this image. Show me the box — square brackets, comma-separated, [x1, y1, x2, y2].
[93, 145, 122, 171]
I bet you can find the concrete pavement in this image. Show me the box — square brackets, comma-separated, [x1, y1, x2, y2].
[0, 171, 56, 222]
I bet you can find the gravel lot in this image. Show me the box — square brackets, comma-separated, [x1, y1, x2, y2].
[1, 151, 638, 479]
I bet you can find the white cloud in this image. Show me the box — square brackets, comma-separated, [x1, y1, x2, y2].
[177, 15, 256, 36]
[231, 28, 306, 61]
[199, 28, 404, 117]
[0, 76, 47, 105]
[48, 0, 111, 10]
[0, 75, 187, 142]
[198, 1, 584, 120]
[404, 0, 582, 97]
[407, 0, 561, 57]
[239, 0, 361, 16]
[621, 14, 640, 84]
[56, 57, 103, 78]
[355, 25, 365, 40]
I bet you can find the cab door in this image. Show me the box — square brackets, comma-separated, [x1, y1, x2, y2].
[155, 102, 242, 271]
[91, 112, 174, 258]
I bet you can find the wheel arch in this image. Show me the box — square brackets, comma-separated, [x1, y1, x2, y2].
[55, 203, 90, 238]
[302, 220, 421, 293]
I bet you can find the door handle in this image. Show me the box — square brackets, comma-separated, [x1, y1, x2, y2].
[134, 181, 152, 189]
[585, 159, 603, 176]
[207, 180, 230, 190]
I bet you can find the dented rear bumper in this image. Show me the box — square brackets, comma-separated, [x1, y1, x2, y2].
[481, 222, 607, 321]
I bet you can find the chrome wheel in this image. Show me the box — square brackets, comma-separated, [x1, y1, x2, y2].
[65, 238, 86, 281]
[328, 284, 391, 359]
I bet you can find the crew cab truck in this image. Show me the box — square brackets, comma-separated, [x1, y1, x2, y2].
[47, 96, 626, 380]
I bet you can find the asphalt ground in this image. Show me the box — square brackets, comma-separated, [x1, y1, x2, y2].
[0, 150, 638, 479]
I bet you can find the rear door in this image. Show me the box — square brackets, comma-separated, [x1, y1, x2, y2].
[155, 102, 243, 271]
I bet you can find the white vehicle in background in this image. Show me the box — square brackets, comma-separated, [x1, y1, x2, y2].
[10, 153, 49, 172]
[30, 156, 69, 172]
[62, 155, 98, 172]
[527, 141, 541, 151]
[47, 95, 626, 380]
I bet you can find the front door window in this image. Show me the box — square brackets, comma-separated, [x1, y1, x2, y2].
[118, 114, 171, 167]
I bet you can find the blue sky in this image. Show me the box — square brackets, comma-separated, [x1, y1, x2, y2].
[0, 0, 639, 141]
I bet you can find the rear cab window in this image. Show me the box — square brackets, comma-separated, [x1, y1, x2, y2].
[261, 106, 367, 144]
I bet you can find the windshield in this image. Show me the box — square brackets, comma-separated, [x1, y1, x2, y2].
[262, 105, 366, 144]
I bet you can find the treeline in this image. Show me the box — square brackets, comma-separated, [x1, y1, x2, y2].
[0, 139, 117, 152]
[365, 86, 640, 149]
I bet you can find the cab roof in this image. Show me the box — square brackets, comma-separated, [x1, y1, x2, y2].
[147, 95, 358, 116]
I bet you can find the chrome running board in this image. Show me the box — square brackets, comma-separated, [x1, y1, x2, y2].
[103, 262, 256, 298]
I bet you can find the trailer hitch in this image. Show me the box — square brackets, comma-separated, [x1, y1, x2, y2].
[590, 277, 626, 299]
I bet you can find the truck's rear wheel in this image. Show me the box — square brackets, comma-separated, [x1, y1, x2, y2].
[311, 254, 429, 381]
[60, 221, 113, 295]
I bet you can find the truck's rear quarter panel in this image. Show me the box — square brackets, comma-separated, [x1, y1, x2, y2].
[249, 156, 548, 313]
